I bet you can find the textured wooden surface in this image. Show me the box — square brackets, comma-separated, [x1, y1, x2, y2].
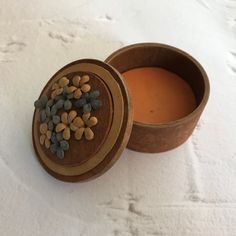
[1, 0, 236, 235]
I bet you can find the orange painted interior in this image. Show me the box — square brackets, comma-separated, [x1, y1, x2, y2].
[122, 67, 197, 124]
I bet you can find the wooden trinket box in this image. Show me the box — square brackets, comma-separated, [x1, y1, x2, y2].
[32, 43, 209, 182]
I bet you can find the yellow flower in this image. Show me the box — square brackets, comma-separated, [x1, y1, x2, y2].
[39, 123, 52, 149]
[55, 110, 78, 140]
[72, 75, 91, 99]
[51, 76, 69, 99]
[74, 112, 98, 141]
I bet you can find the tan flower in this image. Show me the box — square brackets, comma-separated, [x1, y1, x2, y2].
[74, 112, 98, 141]
[72, 75, 91, 99]
[55, 110, 78, 140]
[39, 123, 52, 149]
[51, 76, 70, 99]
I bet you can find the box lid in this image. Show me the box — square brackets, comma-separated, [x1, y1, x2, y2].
[32, 59, 133, 182]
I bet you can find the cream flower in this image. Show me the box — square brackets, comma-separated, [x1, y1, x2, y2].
[51, 76, 70, 99]
[55, 110, 78, 140]
[72, 75, 91, 99]
[39, 123, 52, 149]
[74, 112, 98, 141]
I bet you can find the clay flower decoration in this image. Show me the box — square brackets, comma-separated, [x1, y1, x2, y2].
[55, 110, 78, 140]
[39, 123, 52, 149]
[34, 95, 60, 125]
[50, 132, 69, 159]
[72, 75, 91, 99]
[74, 91, 102, 113]
[34, 73, 102, 160]
[74, 112, 98, 141]
[51, 77, 69, 99]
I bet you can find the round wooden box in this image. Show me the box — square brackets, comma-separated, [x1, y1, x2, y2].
[105, 43, 210, 153]
[32, 59, 133, 182]
[32, 43, 210, 182]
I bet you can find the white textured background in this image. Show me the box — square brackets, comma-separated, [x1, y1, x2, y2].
[0, 0, 236, 235]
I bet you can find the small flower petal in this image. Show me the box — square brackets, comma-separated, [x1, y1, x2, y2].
[56, 88, 63, 96]
[39, 110, 47, 123]
[56, 132, 63, 142]
[72, 75, 81, 87]
[73, 117, 84, 128]
[56, 123, 66, 132]
[81, 84, 91, 93]
[56, 147, 64, 159]
[52, 115, 60, 124]
[70, 123, 78, 131]
[58, 77, 69, 88]
[64, 100, 72, 111]
[80, 75, 90, 85]
[50, 104, 57, 116]
[66, 86, 77, 93]
[75, 127, 85, 140]
[40, 134, 46, 145]
[48, 120, 54, 131]
[61, 112, 68, 124]
[34, 96, 48, 109]
[86, 116, 98, 127]
[34, 100, 41, 109]
[50, 132, 57, 144]
[55, 99, 64, 109]
[51, 90, 57, 99]
[60, 140, 69, 151]
[45, 106, 51, 117]
[39, 123, 48, 134]
[45, 138, 51, 149]
[83, 103, 91, 113]
[63, 127, 70, 140]
[50, 143, 57, 154]
[74, 88, 82, 99]
[40, 95, 48, 107]
[46, 130, 52, 139]
[46, 99, 54, 107]
[84, 127, 94, 140]
[68, 110, 77, 123]
[82, 112, 90, 122]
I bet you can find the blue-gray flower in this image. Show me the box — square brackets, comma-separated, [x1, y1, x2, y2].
[74, 90, 102, 113]
[34, 95, 60, 125]
[50, 132, 69, 159]
[54, 86, 74, 111]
